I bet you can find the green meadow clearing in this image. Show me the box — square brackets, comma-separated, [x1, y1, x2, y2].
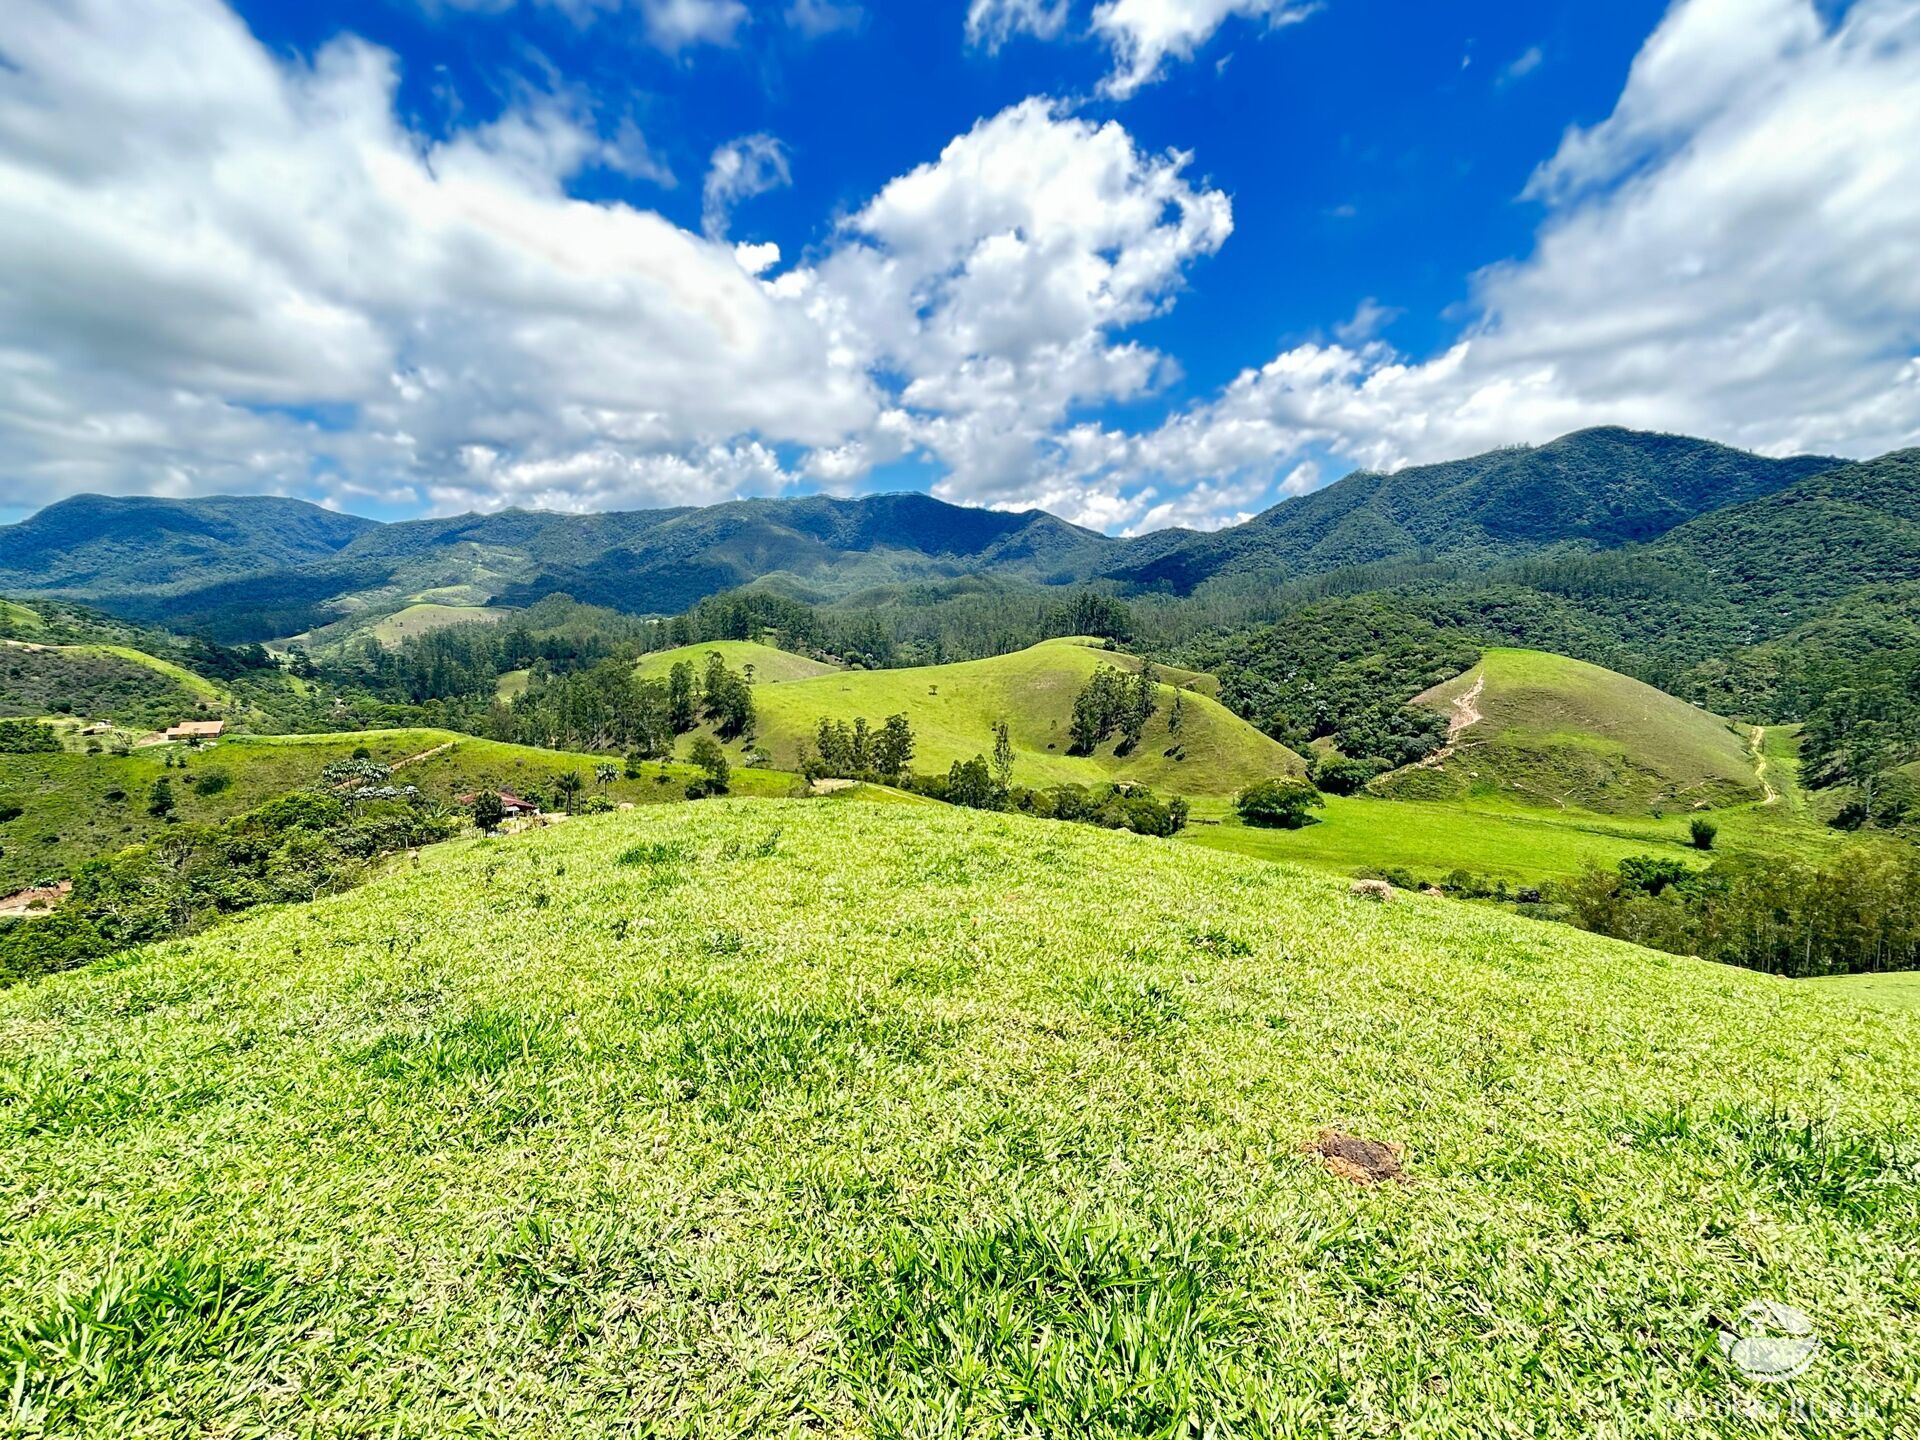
[1, 800, 1913, 1436]
[1189, 726, 1851, 884]
[1811, 971, 1920, 1014]
[637, 639, 843, 685]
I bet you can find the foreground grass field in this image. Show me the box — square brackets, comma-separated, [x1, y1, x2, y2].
[679, 638, 1303, 795]
[2, 802, 1913, 1435]
[1384, 649, 1762, 814]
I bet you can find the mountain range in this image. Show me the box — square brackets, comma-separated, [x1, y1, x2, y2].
[4, 426, 1912, 645]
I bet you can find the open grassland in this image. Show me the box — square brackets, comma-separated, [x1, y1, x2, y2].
[1190, 726, 1850, 885]
[637, 639, 842, 685]
[291, 602, 509, 654]
[692, 638, 1302, 795]
[1, 801, 1914, 1435]
[0, 599, 44, 633]
[1383, 648, 1761, 814]
[0, 730, 794, 894]
[1809, 971, 1920, 1014]
[367, 603, 509, 645]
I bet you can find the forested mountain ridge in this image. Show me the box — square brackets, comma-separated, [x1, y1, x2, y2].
[1096, 427, 1843, 593]
[0, 428, 1867, 643]
[0, 493, 377, 595]
[1644, 448, 1920, 624]
[2, 490, 1117, 639]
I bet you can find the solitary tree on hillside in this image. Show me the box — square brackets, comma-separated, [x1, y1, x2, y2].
[147, 777, 175, 819]
[667, 662, 697, 733]
[687, 736, 731, 797]
[991, 720, 1014, 791]
[1236, 778, 1323, 830]
[594, 762, 618, 787]
[473, 791, 507, 834]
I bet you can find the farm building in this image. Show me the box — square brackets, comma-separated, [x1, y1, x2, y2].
[456, 791, 540, 817]
[165, 720, 226, 740]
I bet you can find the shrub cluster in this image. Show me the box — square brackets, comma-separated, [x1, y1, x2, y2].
[0, 720, 60, 754]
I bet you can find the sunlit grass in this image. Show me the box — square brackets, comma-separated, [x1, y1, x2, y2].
[1, 800, 1913, 1434]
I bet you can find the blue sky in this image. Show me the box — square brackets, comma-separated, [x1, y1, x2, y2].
[2, 0, 1916, 530]
[237, 0, 1659, 380]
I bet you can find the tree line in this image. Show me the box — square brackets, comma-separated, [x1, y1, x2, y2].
[1553, 847, 1920, 979]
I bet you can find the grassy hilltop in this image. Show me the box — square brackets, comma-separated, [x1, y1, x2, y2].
[636, 638, 842, 685]
[1, 800, 1914, 1435]
[1381, 648, 1762, 814]
[671, 637, 1303, 795]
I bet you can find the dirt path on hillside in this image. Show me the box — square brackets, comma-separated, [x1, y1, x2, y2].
[1749, 725, 1780, 806]
[1449, 674, 1486, 737]
[392, 740, 459, 771]
[1409, 673, 1485, 772]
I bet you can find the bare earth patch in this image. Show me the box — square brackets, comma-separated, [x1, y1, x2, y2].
[1307, 1129, 1407, 1184]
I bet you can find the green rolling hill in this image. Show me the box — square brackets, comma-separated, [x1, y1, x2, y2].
[636, 639, 841, 685]
[2, 800, 1912, 1432]
[684, 638, 1303, 795]
[1378, 648, 1763, 814]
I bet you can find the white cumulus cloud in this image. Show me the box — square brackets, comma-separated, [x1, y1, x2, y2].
[1050, 0, 1920, 508]
[1093, 0, 1319, 96]
[965, 0, 1071, 51]
[0, 0, 869, 516]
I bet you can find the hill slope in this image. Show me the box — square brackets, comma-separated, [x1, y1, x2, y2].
[2, 801, 1912, 1432]
[704, 638, 1302, 794]
[1379, 648, 1761, 813]
[1645, 448, 1920, 627]
[0, 727, 798, 895]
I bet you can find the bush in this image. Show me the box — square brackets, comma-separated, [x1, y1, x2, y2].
[1309, 754, 1378, 795]
[1689, 817, 1717, 850]
[1235, 778, 1324, 829]
[687, 737, 731, 797]
[193, 770, 232, 798]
